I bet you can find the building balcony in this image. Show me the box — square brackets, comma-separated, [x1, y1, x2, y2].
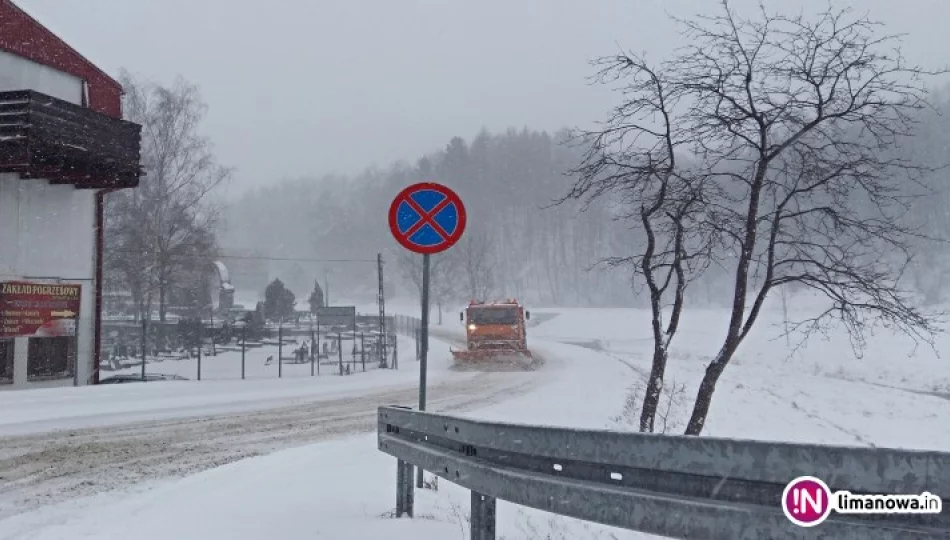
[0, 90, 142, 189]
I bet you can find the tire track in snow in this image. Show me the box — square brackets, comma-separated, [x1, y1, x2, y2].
[551, 338, 650, 379]
[0, 371, 538, 519]
[761, 387, 876, 447]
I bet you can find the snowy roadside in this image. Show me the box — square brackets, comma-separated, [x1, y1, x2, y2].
[1, 336, 441, 437]
[530, 304, 950, 396]
[3, 306, 949, 539]
[0, 332, 555, 520]
[0, 337, 641, 540]
[530, 308, 950, 450]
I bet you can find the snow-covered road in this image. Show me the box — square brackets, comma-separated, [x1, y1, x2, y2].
[0, 370, 538, 520]
[0, 331, 635, 540]
[0, 326, 558, 522]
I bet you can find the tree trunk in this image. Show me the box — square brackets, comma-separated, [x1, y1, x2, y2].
[139, 293, 153, 325]
[683, 164, 765, 435]
[437, 302, 443, 325]
[159, 280, 167, 322]
[130, 284, 144, 322]
[684, 347, 732, 435]
[639, 345, 668, 432]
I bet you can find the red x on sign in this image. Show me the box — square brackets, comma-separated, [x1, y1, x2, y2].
[401, 193, 453, 240]
[388, 182, 466, 255]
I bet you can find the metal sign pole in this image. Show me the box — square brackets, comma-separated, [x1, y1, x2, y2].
[377, 253, 388, 368]
[72, 320, 80, 387]
[337, 333, 343, 375]
[417, 252, 430, 488]
[141, 316, 147, 380]
[351, 314, 357, 372]
[419, 253, 430, 411]
[197, 321, 202, 381]
[387, 181, 466, 496]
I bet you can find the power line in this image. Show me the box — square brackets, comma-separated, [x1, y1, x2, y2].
[217, 254, 378, 264]
[107, 248, 380, 264]
[0, 275, 94, 281]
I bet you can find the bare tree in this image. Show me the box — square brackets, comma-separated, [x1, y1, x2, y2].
[457, 229, 496, 301]
[582, 1, 944, 435]
[398, 250, 460, 324]
[562, 55, 713, 432]
[105, 73, 231, 321]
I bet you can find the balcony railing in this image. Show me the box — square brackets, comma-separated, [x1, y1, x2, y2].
[0, 90, 142, 189]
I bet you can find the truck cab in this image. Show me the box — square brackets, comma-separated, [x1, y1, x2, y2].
[459, 299, 530, 353]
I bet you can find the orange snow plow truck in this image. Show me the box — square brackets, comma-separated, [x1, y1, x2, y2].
[450, 299, 533, 368]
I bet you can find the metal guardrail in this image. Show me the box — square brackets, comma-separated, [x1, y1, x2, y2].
[377, 406, 949, 540]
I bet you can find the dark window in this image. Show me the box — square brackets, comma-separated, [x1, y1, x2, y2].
[468, 308, 518, 325]
[27, 337, 74, 380]
[0, 339, 12, 383]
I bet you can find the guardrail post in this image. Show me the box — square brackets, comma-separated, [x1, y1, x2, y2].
[470, 491, 496, 540]
[395, 458, 414, 518]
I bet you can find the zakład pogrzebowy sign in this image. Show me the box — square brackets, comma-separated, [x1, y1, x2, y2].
[0, 281, 81, 338]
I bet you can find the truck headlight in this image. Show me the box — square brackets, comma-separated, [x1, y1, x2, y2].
[468, 324, 477, 331]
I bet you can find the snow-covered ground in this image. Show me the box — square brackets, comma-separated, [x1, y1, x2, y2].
[530, 303, 950, 395]
[105, 331, 393, 381]
[2, 335, 423, 437]
[2, 301, 948, 539]
[0, 338, 629, 540]
[531, 306, 950, 448]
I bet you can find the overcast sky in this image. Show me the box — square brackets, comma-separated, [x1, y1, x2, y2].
[14, 0, 949, 195]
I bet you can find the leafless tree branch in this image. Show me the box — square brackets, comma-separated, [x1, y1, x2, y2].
[104, 72, 232, 321]
[571, 1, 947, 435]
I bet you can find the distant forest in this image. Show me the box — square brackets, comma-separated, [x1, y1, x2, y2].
[222, 90, 950, 309]
[221, 128, 636, 308]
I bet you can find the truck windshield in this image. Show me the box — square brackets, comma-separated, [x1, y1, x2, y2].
[468, 308, 518, 325]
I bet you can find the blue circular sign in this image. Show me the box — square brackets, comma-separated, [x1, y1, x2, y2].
[388, 182, 467, 254]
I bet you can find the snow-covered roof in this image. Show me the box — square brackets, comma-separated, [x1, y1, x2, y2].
[212, 261, 231, 284]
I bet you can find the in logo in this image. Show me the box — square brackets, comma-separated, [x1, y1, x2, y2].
[782, 476, 833, 527]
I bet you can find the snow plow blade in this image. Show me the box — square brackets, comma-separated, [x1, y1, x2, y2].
[450, 348, 537, 371]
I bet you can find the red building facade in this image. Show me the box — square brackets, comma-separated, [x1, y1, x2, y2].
[0, 0, 122, 118]
[0, 0, 141, 387]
